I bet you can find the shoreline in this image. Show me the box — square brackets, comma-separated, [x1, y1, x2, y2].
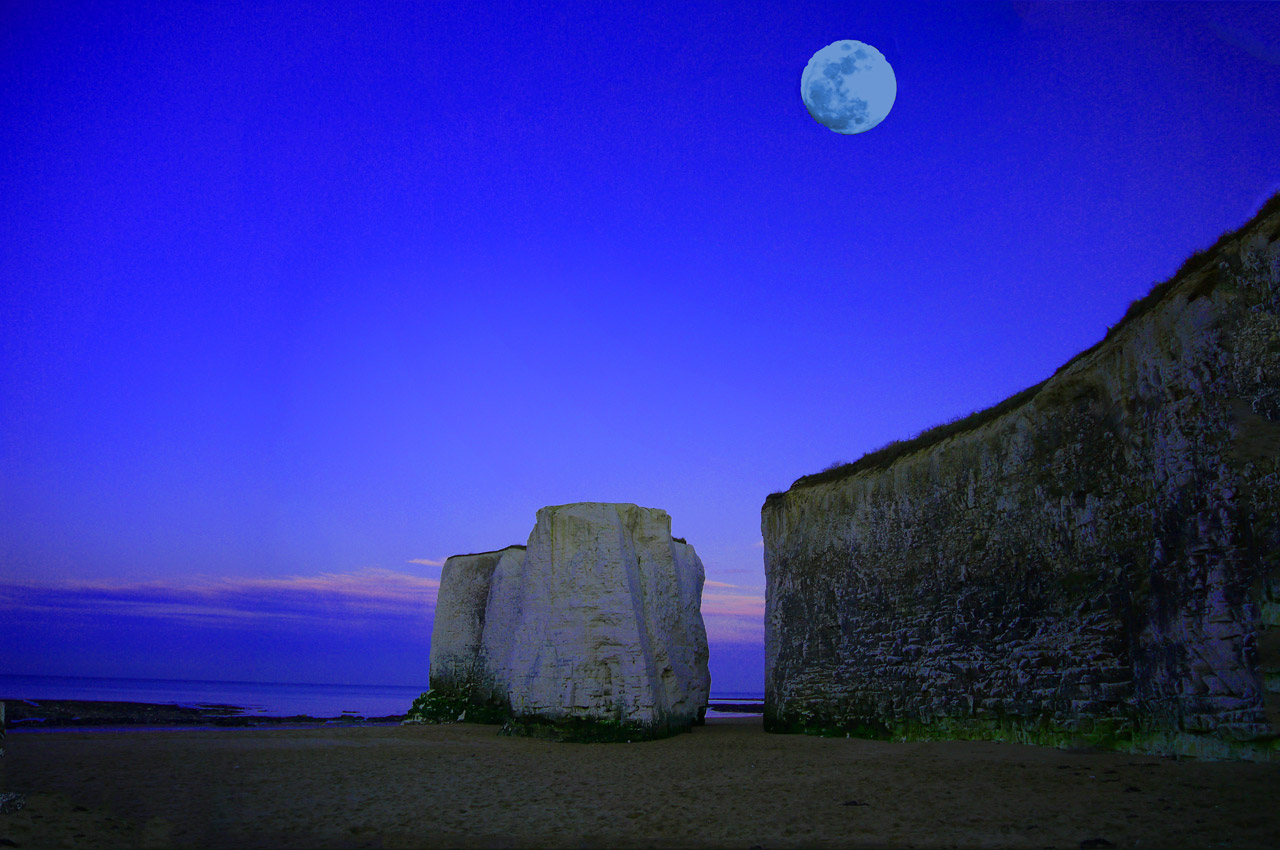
[6, 717, 761, 736]
[0, 697, 763, 730]
[1, 697, 407, 728]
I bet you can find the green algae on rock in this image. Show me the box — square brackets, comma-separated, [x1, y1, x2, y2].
[402, 689, 508, 726]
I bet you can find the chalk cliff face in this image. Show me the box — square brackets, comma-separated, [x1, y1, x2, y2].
[484, 503, 710, 736]
[763, 200, 1280, 760]
[426, 503, 710, 739]
[428, 546, 525, 698]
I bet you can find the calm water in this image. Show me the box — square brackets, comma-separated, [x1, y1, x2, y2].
[0, 674, 424, 718]
[0, 674, 762, 719]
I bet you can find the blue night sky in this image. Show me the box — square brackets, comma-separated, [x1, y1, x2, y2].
[2, 1, 1278, 692]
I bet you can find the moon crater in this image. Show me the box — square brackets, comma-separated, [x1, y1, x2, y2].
[801, 40, 896, 134]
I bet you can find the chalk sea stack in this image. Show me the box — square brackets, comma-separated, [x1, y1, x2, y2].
[763, 197, 1280, 760]
[426, 545, 527, 721]
[418, 503, 710, 741]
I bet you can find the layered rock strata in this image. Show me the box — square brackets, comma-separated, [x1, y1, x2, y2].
[426, 503, 710, 740]
[763, 198, 1280, 760]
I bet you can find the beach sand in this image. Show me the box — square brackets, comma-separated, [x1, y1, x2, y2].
[2, 717, 1278, 849]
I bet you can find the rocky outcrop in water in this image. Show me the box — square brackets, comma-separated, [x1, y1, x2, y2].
[422, 503, 710, 740]
[762, 198, 1280, 760]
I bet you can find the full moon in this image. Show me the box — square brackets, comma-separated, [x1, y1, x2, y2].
[801, 40, 896, 135]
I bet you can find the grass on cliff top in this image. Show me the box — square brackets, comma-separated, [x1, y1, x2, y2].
[765, 191, 1280, 508]
[447, 544, 528, 560]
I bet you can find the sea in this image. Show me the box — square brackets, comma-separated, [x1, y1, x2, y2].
[0, 674, 763, 719]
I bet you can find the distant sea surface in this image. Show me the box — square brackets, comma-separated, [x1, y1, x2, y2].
[0, 674, 763, 719]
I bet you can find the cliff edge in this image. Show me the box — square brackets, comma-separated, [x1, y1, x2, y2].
[762, 196, 1280, 760]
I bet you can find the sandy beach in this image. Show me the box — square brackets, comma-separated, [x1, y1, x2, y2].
[2, 717, 1278, 849]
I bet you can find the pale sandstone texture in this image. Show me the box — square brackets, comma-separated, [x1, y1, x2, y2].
[428, 503, 710, 739]
[428, 546, 525, 698]
[763, 199, 1280, 760]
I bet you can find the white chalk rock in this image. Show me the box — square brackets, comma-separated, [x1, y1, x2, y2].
[428, 546, 525, 695]
[482, 503, 710, 733]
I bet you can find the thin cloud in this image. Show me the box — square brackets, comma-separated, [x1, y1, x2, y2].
[752, 540, 765, 548]
[701, 614, 764, 644]
[407, 558, 446, 567]
[0, 568, 440, 631]
[701, 590, 765, 614]
[704, 579, 741, 589]
[701, 589, 765, 644]
[1, 568, 765, 646]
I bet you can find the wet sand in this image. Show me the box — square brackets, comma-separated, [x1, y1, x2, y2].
[2, 717, 1278, 849]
